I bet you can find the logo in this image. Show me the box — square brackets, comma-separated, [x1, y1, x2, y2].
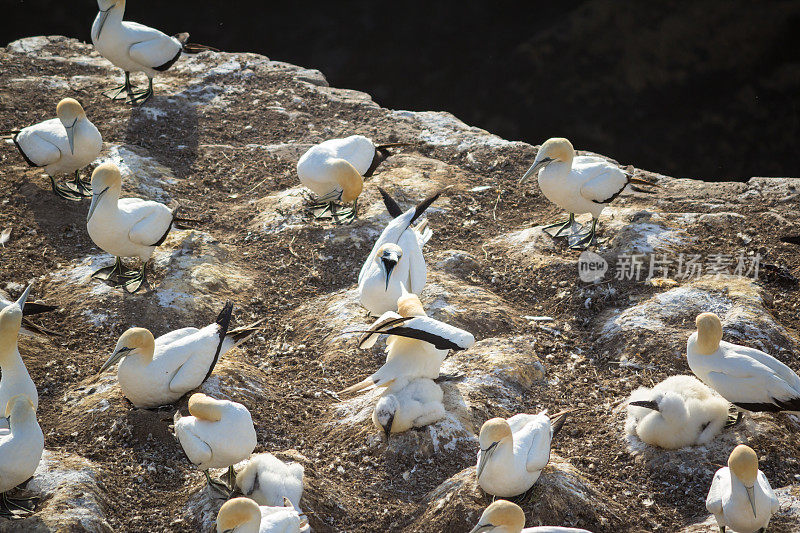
[578, 251, 608, 282]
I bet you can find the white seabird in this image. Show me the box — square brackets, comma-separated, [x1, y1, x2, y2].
[519, 137, 656, 249]
[0, 285, 59, 338]
[626, 375, 729, 449]
[6, 98, 102, 200]
[86, 162, 175, 292]
[0, 394, 44, 517]
[0, 285, 38, 427]
[339, 289, 474, 395]
[91, 0, 213, 104]
[236, 453, 305, 510]
[706, 444, 779, 533]
[297, 135, 411, 222]
[175, 393, 257, 494]
[99, 302, 258, 408]
[216, 497, 310, 533]
[476, 411, 568, 498]
[372, 377, 445, 439]
[358, 188, 439, 316]
[687, 312, 800, 419]
[470, 500, 593, 533]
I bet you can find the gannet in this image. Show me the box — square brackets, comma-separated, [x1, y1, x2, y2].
[5, 98, 102, 200]
[357, 188, 439, 315]
[469, 501, 593, 533]
[372, 377, 445, 439]
[0, 285, 38, 428]
[339, 289, 474, 395]
[86, 162, 175, 292]
[706, 445, 779, 533]
[0, 286, 59, 337]
[0, 395, 44, 517]
[687, 312, 800, 422]
[626, 375, 729, 449]
[235, 453, 304, 510]
[99, 302, 258, 408]
[175, 393, 257, 494]
[216, 497, 310, 533]
[91, 0, 214, 104]
[297, 135, 411, 222]
[519, 137, 656, 249]
[476, 411, 568, 497]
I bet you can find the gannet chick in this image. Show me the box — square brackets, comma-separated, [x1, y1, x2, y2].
[626, 375, 729, 449]
[470, 500, 593, 533]
[0, 285, 38, 426]
[0, 287, 59, 338]
[707, 445, 779, 533]
[297, 135, 411, 223]
[0, 395, 44, 517]
[236, 453, 304, 510]
[372, 377, 445, 439]
[91, 0, 214, 105]
[339, 289, 474, 395]
[216, 497, 310, 533]
[519, 137, 656, 249]
[99, 302, 258, 408]
[358, 188, 439, 315]
[687, 312, 800, 422]
[86, 162, 175, 292]
[175, 394, 257, 494]
[6, 98, 102, 200]
[476, 411, 568, 497]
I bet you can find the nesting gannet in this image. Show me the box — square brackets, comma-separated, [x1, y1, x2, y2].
[0, 285, 38, 426]
[99, 302, 258, 408]
[5, 98, 102, 200]
[0, 395, 44, 517]
[519, 137, 656, 249]
[626, 375, 729, 449]
[340, 289, 474, 395]
[470, 501, 593, 533]
[175, 393, 257, 494]
[86, 162, 175, 292]
[687, 312, 800, 421]
[476, 411, 568, 497]
[297, 135, 411, 222]
[236, 453, 304, 510]
[358, 188, 439, 315]
[216, 497, 310, 533]
[91, 0, 214, 104]
[707, 445, 779, 533]
[373, 377, 445, 439]
[0, 286, 59, 337]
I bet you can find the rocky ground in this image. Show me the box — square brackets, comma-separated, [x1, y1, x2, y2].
[1, 36, 800, 532]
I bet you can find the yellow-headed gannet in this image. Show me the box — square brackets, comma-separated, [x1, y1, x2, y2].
[91, 0, 214, 104]
[175, 393, 257, 494]
[706, 445, 779, 533]
[626, 375, 729, 449]
[339, 289, 474, 395]
[0, 286, 59, 338]
[5, 98, 102, 200]
[358, 188, 439, 316]
[0, 395, 44, 517]
[86, 162, 175, 292]
[0, 285, 38, 427]
[372, 377, 445, 439]
[519, 137, 656, 249]
[297, 135, 411, 222]
[99, 302, 258, 408]
[216, 497, 310, 533]
[687, 312, 800, 423]
[476, 411, 568, 498]
[470, 501, 593, 533]
[235, 453, 304, 510]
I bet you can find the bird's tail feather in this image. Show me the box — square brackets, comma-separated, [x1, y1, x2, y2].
[202, 302, 234, 383]
[409, 191, 442, 226]
[0, 130, 21, 137]
[22, 302, 58, 316]
[628, 176, 658, 187]
[378, 187, 404, 218]
[21, 318, 63, 337]
[549, 410, 570, 439]
[225, 317, 266, 350]
[375, 142, 417, 150]
[338, 377, 376, 395]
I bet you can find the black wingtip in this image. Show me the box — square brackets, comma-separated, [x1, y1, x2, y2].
[378, 187, 404, 218]
[12, 134, 41, 167]
[21, 302, 58, 316]
[203, 302, 234, 384]
[549, 411, 569, 440]
[409, 191, 441, 226]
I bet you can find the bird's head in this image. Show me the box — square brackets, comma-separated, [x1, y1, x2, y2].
[477, 418, 512, 479]
[519, 137, 575, 183]
[188, 393, 224, 422]
[469, 500, 525, 533]
[695, 312, 723, 355]
[87, 163, 123, 222]
[99, 327, 155, 373]
[330, 158, 363, 203]
[56, 98, 86, 154]
[374, 394, 399, 440]
[0, 284, 31, 345]
[376, 243, 403, 290]
[4, 394, 36, 427]
[729, 444, 760, 518]
[216, 497, 261, 533]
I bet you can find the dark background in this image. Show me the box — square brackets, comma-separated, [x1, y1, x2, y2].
[5, 1, 800, 181]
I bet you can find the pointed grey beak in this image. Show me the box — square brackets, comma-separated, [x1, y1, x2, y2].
[476, 442, 498, 479]
[15, 284, 33, 310]
[96, 7, 111, 38]
[382, 413, 395, 440]
[65, 118, 77, 154]
[468, 523, 493, 533]
[381, 257, 398, 291]
[746, 485, 757, 518]
[87, 186, 108, 222]
[99, 346, 132, 373]
[518, 157, 553, 183]
[629, 400, 660, 411]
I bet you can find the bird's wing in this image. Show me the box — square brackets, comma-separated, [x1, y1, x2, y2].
[577, 160, 629, 204]
[705, 354, 800, 405]
[398, 230, 427, 294]
[156, 327, 201, 347]
[727, 343, 800, 393]
[125, 24, 181, 68]
[512, 414, 551, 472]
[384, 316, 474, 351]
[126, 203, 174, 247]
[175, 422, 213, 465]
[705, 469, 727, 517]
[15, 120, 64, 166]
[758, 471, 780, 514]
[168, 327, 220, 393]
[357, 312, 409, 349]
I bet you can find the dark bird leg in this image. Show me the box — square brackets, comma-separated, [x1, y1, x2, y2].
[541, 213, 575, 238]
[66, 169, 92, 197]
[129, 79, 154, 105]
[103, 71, 134, 101]
[122, 261, 149, 293]
[331, 198, 358, 224]
[91, 257, 141, 286]
[0, 491, 38, 518]
[48, 175, 83, 201]
[570, 218, 599, 249]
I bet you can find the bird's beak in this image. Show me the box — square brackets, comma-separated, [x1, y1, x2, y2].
[65, 118, 77, 154]
[381, 257, 397, 291]
[518, 157, 553, 183]
[746, 485, 757, 518]
[99, 346, 132, 373]
[15, 284, 33, 310]
[382, 413, 395, 440]
[476, 442, 498, 479]
[87, 186, 108, 222]
[629, 400, 660, 411]
[468, 523, 493, 533]
[96, 8, 111, 38]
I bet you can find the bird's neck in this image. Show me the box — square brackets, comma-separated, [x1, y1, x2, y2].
[0, 335, 23, 370]
[695, 332, 720, 356]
